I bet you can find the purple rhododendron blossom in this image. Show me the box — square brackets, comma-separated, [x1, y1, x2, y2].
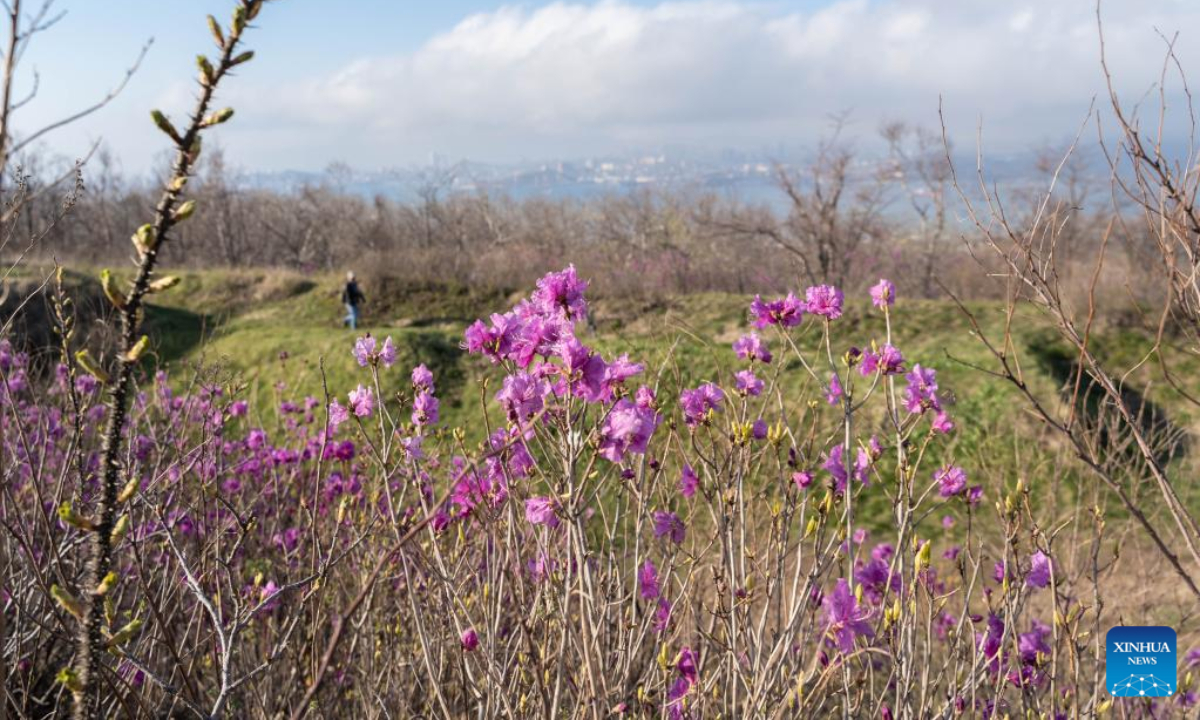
[824, 578, 873, 652]
[496, 371, 547, 423]
[750, 293, 804, 329]
[639, 559, 660, 600]
[935, 465, 967, 497]
[826, 373, 843, 406]
[378, 337, 396, 367]
[805, 285, 844, 320]
[558, 337, 608, 403]
[598, 398, 659, 463]
[679, 464, 699, 498]
[411, 363, 434, 391]
[680, 383, 724, 427]
[460, 628, 479, 651]
[903, 364, 941, 414]
[602, 354, 644, 398]
[733, 333, 772, 363]
[347, 385, 374, 417]
[328, 399, 349, 428]
[1026, 551, 1052, 589]
[870, 278, 896, 308]
[532, 264, 589, 321]
[653, 510, 686, 544]
[525, 496, 560, 528]
[352, 335, 375, 367]
[824, 445, 851, 493]
[735, 369, 763, 396]
[412, 391, 439, 427]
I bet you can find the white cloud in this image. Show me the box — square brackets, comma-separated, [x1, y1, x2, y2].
[216, 0, 1200, 168]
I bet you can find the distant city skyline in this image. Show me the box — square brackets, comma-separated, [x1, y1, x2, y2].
[11, 0, 1200, 174]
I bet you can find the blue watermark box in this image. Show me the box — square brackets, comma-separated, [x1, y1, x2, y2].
[1107, 626, 1177, 697]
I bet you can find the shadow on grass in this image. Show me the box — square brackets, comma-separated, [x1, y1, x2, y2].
[1024, 328, 1188, 468]
[142, 304, 210, 364]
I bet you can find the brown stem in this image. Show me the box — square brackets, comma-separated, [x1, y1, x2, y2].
[71, 4, 262, 718]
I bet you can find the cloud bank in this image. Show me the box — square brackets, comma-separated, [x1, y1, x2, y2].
[213, 0, 1200, 168]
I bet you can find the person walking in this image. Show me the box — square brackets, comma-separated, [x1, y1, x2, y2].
[341, 271, 365, 329]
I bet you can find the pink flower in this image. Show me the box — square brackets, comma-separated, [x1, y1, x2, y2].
[379, 337, 397, 367]
[679, 464, 699, 498]
[558, 337, 607, 403]
[532, 265, 589, 321]
[352, 335, 376, 367]
[652, 510, 686, 544]
[598, 399, 659, 463]
[870, 279, 896, 308]
[805, 285, 844, 319]
[460, 628, 479, 651]
[935, 465, 967, 497]
[1027, 551, 1052, 589]
[735, 370, 763, 396]
[602, 354, 644, 398]
[878, 344, 905, 375]
[347, 385, 374, 417]
[258, 581, 282, 612]
[680, 383, 724, 427]
[412, 391, 439, 426]
[824, 578, 873, 652]
[750, 293, 804, 329]
[639, 559, 660, 600]
[733, 333, 772, 363]
[903, 364, 940, 414]
[653, 597, 672, 634]
[411, 363, 434, 390]
[496, 371, 547, 422]
[825, 374, 843, 406]
[793, 470, 814, 490]
[525, 496, 560, 528]
[932, 410, 954, 434]
[328, 399, 349, 428]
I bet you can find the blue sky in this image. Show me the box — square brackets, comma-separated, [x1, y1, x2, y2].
[12, 0, 1200, 173]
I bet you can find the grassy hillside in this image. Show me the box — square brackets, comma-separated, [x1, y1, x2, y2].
[14, 265, 1198, 526]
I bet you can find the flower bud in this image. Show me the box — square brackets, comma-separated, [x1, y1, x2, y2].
[196, 54, 215, 84]
[117, 475, 138, 504]
[202, 107, 235, 127]
[132, 223, 157, 254]
[150, 109, 181, 143]
[107, 618, 144, 647]
[148, 275, 181, 293]
[100, 269, 126, 309]
[124, 335, 149, 363]
[51, 584, 87, 620]
[915, 540, 931, 572]
[172, 199, 197, 223]
[207, 15, 224, 46]
[56, 667, 84, 693]
[95, 571, 118, 596]
[58, 501, 96, 531]
[111, 515, 130, 544]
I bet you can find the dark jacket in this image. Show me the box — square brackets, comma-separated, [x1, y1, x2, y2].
[341, 281, 364, 306]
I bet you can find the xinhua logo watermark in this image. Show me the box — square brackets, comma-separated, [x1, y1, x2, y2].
[1107, 626, 1177, 697]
